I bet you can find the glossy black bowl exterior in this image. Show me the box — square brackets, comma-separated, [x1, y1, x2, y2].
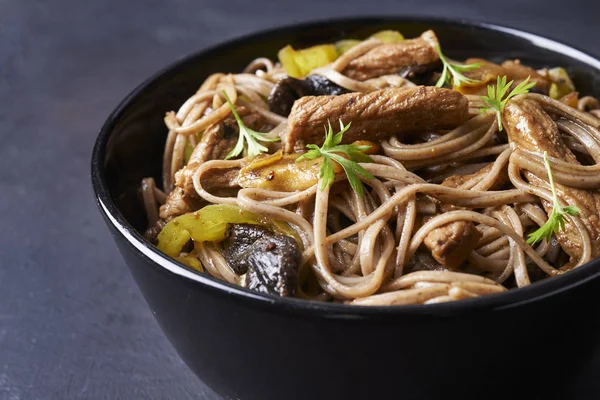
[92, 18, 600, 400]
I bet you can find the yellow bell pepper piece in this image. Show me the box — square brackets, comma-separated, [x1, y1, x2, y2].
[176, 254, 204, 272]
[335, 39, 361, 55]
[334, 30, 404, 56]
[157, 204, 266, 258]
[237, 150, 341, 192]
[548, 67, 575, 99]
[184, 142, 194, 164]
[184, 132, 203, 164]
[278, 44, 338, 78]
[370, 30, 405, 43]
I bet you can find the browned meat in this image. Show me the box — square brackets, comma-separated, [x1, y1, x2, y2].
[188, 123, 234, 165]
[500, 60, 551, 93]
[342, 30, 440, 81]
[458, 58, 551, 95]
[421, 164, 506, 269]
[159, 186, 202, 220]
[159, 124, 231, 220]
[159, 110, 266, 220]
[202, 168, 240, 192]
[423, 220, 481, 269]
[282, 86, 469, 153]
[503, 98, 600, 262]
[159, 165, 239, 221]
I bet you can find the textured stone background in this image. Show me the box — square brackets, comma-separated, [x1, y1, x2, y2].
[1, 1, 599, 399]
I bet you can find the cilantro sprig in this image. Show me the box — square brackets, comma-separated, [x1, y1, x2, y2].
[222, 91, 280, 159]
[480, 75, 536, 131]
[526, 151, 581, 246]
[435, 46, 481, 88]
[296, 120, 375, 196]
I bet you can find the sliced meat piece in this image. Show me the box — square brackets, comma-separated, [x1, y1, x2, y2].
[503, 98, 600, 261]
[159, 186, 202, 220]
[160, 162, 240, 220]
[503, 99, 576, 162]
[166, 124, 232, 216]
[161, 124, 231, 220]
[282, 86, 468, 153]
[423, 220, 481, 269]
[160, 110, 266, 219]
[342, 30, 440, 81]
[500, 60, 551, 93]
[222, 224, 301, 296]
[188, 122, 235, 165]
[458, 58, 551, 95]
[421, 164, 505, 269]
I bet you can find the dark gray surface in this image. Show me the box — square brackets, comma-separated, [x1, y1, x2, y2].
[1, 1, 599, 399]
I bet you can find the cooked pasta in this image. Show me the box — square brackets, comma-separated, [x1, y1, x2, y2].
[140, 29, 600, 305]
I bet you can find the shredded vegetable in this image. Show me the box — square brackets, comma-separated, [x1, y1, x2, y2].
[548, 67, 575, 100]
[157, 204, 267, 257]
[278, 44, 338, 78]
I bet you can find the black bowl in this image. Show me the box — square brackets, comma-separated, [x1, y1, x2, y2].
[92, 17, 600, 400]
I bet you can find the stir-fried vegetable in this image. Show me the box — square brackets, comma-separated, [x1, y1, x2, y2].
[184, 142, 194, 164]
[238, 150, 340, 192]
[280, 30, 405, 76]
[559, 92, 579, 108]
[335, 30, 404, 55]
[296, 120, 374, 196]
[278, 44, 338, 78]
[527, 152, 581, 245]
[480, 75, 535, 131]
[335, 39, 361, 55]
[183, 132, 203, 164]
[548, 67, 575, 100]
[157, 204, 268, 258]
[176, 254, 204, 272]
[370, 30, 405, 43]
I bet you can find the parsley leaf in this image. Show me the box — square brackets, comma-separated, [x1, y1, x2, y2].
[222, 91, 280, 159]
[296, 120, 375, 196]
[435, 46, 481, 88]
[480, 75, 536, 131]
[526, 151, 581, 246]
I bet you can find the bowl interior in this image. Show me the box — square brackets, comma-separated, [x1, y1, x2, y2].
[95, 17, 600, 309]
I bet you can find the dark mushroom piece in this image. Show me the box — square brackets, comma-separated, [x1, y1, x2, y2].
[268, 74, 350, 117]
[222, 224, 301, 296]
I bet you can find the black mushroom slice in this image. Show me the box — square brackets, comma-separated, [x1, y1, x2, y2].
[222, 224, 301, 296]
[268, 74, 350, 117]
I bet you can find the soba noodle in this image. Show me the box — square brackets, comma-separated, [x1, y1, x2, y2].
[141, 31, 600, 306]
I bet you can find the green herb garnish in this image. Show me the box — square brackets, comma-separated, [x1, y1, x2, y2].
[435, 46, 481, 88]
[296, 120, 374, 196]
[222, 91, 279, 159]
[526, 151, 581, 246]
[480, 75, 536, 131]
